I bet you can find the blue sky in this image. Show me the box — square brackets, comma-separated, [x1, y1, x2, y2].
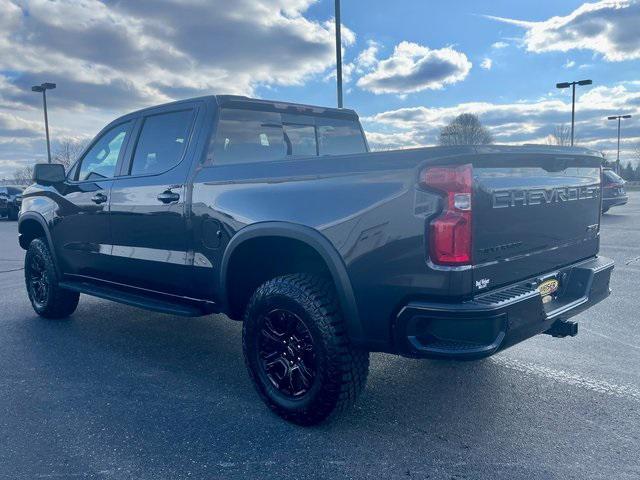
[1, 0, 639, 178]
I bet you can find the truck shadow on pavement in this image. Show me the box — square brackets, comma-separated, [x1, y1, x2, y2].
[20, 297, 516, 435]
[12, 295, 634, 479]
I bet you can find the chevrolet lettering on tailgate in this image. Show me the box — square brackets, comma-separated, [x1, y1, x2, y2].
[492, 185, 600, 209]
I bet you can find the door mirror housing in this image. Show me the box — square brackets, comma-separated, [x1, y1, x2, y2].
[33, 163, 66, 185]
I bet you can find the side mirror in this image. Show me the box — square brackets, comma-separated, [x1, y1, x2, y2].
[33, 163, 66, 185]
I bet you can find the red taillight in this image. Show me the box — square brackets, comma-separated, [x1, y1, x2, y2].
[421, 164, 473, 266]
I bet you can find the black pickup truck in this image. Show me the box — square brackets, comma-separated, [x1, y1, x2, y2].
[0, 185, 23, 220]
[19, 95, 614, 424]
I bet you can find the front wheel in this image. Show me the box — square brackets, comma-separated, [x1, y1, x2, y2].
[242, 274, 369, 425]
[25, 238, 79, 319]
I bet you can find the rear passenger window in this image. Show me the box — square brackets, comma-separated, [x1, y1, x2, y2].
[129, 110, 194, 176]
[317, 118, 366, 155]
[283, 124, 317, 156]
[213, 109, 285, 165]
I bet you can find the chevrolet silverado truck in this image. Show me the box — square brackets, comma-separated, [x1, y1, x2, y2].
[19, 95, 614, 425]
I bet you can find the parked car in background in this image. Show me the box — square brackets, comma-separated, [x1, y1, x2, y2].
[0, 186, 23, 220]
[18, 96, 614, 425]
[602, 168, 628, 213]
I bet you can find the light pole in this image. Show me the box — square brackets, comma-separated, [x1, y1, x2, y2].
[607, 114, 632, 174]
[556, 79, 592, 146]
[31, 82, 56, 163]
[334, 0, 343, 108]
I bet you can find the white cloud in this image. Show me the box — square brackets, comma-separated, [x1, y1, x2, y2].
[0, 112, 42, 138]
[491, 41, 509, 49]
[356, 41, 472, 94]
[480, 58, 493, 70]
[0, 0, 356, 110]
[486, 0, 640, 62]
[355, 40, 381, 70]
[0, 0, 358, 177]
[564, 59, 576, 68]
[363, 83, 640, 162]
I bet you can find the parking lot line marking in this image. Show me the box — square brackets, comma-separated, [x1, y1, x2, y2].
[582, 327, 640, 352]
[0, 267, 23, 273]
[625, 256, 640, 265]
[492, 357, 640, 401]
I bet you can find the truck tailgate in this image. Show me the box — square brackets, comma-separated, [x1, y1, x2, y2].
[471, 154, 601, 293]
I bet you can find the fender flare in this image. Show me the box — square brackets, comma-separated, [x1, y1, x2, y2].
[219, 222, 363, 342]
[18, 211, 62, 277]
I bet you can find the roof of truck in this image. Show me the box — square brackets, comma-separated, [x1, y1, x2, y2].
[125, 95, 359, 119]
[214, 95, 359, 117]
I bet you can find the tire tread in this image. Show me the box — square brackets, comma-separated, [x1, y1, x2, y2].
[25, 238, 79, 319]
[242, 273, 369, 425]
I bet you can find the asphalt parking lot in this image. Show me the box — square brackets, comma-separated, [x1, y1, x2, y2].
[1, 195, 639, 480]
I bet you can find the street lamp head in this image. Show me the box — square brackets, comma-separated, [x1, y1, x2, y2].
[622, 115, 632, 119]
[31, 83, 56, 92]
[556, 82, 571, 89]
[577, 79, 593, 86]
[607, 116, 618, 120]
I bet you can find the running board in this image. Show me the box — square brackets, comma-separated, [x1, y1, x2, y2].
[58, 280, 210, 317]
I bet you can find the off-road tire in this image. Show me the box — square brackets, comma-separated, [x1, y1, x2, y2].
[242, 273, 369, 425]
[25, 238, 79, 319]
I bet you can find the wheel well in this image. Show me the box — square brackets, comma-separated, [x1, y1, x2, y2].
[18, 218, 46, 250]
[225, 236, 332, 320]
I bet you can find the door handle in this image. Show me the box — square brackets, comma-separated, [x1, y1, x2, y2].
[157, 190, 180, 204]
[91, 193, 108, 204]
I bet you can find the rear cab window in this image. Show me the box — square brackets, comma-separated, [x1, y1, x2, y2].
[210, 105, 366, 165]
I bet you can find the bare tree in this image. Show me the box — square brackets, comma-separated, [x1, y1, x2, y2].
[438, 114, 494, 146]
[52, 138, 89, 169]
[10, 138, 88, 186]
[13, 165, 34, 186]
[546, 124, 572, 146]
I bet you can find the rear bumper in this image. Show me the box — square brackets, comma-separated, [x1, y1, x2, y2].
[602, 195, 628, 210]
[394, 256, 614, 359]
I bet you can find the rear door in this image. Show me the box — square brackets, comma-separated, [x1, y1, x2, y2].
[106, 102, 201, 295]
[471, 153, 602, 293]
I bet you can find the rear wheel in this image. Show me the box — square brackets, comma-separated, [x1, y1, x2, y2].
[25, 238, 79, 319]
[242, 274, 369, 425]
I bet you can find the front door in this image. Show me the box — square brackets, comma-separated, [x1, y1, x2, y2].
[53, 120, 133, 279]
[106, 104, 200, 296]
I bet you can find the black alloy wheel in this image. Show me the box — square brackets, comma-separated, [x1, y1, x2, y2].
[243, 274, 369, 425]
[258, 308, 317, 398]
[24, 238, 79, 319]
[26, 247, 49, 309]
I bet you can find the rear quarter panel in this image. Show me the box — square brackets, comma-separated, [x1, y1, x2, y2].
[190, 150, 461, 349]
